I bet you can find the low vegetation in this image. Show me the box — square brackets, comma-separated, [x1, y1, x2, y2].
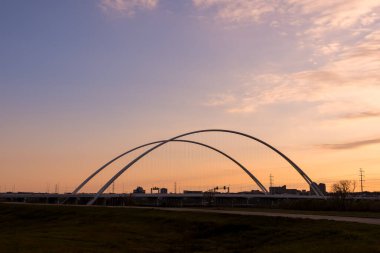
[209, 207, 380, 219]
[252, 198, 380, 212]
[0, 203, 379, 253]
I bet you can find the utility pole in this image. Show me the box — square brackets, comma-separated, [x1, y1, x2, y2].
[269, 174, 274, 188]
[174, 182, 177, 194]
[359, 168, 365, 193]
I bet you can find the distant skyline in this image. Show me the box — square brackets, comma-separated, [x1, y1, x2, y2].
[1, 0, 379, 192]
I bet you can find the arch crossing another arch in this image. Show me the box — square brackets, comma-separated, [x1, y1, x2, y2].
[87, 129, 325, 205]
[66, 138, 268, 204]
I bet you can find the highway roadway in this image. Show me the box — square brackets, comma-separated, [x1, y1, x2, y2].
[126, 206, 380, 226]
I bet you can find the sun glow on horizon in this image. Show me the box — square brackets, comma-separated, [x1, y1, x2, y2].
[0, 0, 379, 193]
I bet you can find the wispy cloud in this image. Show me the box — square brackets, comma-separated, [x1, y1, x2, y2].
[193, 0, 380, 58]
[339, 111, 380, 120]
[319, 138, 380, 150]
[192, 1, 380, 28]
[204, 93, 236, 106]
[99, 0, 158, 16]
[290, 0, 380, 37]
[193, 0, 276, 24]
[206, 29, 380, 117]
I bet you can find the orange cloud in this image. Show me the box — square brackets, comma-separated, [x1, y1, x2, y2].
[339, 111, 380, 120]
[319, 138, 380, 150]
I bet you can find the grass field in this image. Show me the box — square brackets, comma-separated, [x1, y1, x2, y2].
[207, 207, 380, 219]
[0, 204, 379, 253]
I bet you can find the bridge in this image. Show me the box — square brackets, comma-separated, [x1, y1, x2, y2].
[59, 129, 326, 205]
[1, 192, 328, 207]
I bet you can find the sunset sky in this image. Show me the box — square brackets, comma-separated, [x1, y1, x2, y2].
[1, 0, 379, 193]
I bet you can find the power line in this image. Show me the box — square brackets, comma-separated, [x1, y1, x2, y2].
[54, 184, 59, 194]
[269, 173, 274, 188]
[359, 168, 365, 193]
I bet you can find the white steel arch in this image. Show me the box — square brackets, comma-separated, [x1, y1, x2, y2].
[87, 129, 324, 205]
[65, 139, 268, 204]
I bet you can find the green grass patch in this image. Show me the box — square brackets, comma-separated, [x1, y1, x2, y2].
[0, 203, 379, 253]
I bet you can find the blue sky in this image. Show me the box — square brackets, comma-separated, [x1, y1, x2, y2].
[1, 0, 379, 192]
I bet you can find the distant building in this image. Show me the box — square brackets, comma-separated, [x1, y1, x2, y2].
[133, 186, 145, 194]
[310, 182, 327, 195]
[269, 185, 301, 195]
[269, 185, 287, 194]
[183, 190, 203, 194]
[160, 188, 168, 194]
[318, 183, 327, 194]
[250, 190, 264, 194]
[285, 188, 299, 195]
